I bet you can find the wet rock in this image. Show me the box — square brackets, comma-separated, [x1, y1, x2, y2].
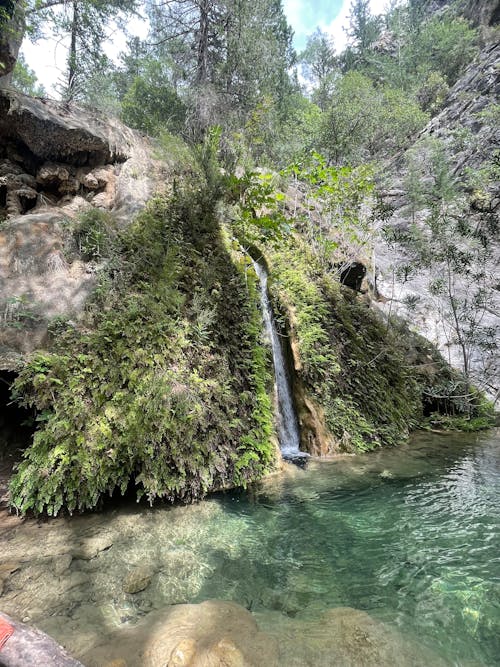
[53, 554, 73, 577]
[123, 566, 154, 594]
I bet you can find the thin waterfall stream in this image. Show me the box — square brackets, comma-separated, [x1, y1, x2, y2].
[252, 258, 308, 460]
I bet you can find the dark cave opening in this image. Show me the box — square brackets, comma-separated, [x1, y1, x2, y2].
[0, 371, 35, 507]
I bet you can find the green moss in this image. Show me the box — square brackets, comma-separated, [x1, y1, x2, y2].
[10, 183, 276, 516]
[266, 237, 421, 452]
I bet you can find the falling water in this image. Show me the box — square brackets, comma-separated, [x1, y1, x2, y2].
[252, 258, 307, 460]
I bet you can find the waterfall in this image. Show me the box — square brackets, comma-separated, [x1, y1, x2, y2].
[252, 258, 308, 460]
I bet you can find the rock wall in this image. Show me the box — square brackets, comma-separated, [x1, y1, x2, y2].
[0, 90, 159, 370]
[375, 41, 500, 401]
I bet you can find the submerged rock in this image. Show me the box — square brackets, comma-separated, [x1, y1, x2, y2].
[82, 600, 279, 667]
[81, 599, 450, 667]
[122, 566, 154, 594]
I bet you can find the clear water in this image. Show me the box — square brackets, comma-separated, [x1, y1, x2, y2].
[1, 430, 499, 665]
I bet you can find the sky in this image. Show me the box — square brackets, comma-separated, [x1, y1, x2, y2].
[22, 0, 390, 94]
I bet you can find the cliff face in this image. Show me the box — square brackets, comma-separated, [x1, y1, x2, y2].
[375, 40, 500, 401]
[423, 0, 500, 26]
[0, 89, 158, 369]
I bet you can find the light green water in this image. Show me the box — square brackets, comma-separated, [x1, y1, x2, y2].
[1, 429, 499, 665]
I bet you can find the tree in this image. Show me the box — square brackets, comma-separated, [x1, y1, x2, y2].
[0, 0, 25, 87]
[121, 59, 186, 135]
[343, 0, 381, 69]
[320, 71, 428, 164]
[299, 28, 337, 110]
[23, 0, 138, 101]
[12, 52, 46, 96]
[147, 0, 295, 136]
[406, 14, 478, 86]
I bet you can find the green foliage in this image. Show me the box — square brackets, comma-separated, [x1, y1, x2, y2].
[121, 60, 186, 136]
[10, 181, 276, 516]
[12, 53, 46, 96]
[320, 71, 429, 164]
[266, 237, 422, 452]
[407, 15, 478, 86]
[416, 70, 450, 114]
[72, 208, 118, 261]
[226, 169, 288, 245]
[282, 152, 375, 269]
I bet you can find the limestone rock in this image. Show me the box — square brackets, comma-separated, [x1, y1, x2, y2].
[73, 534, 114, 561]
[53, 554, 73, 577]
[37, 163, 70, 186]
[0, 611, 83, 667]
[0, 89, 159, 370]
[0, 89, 134, 167]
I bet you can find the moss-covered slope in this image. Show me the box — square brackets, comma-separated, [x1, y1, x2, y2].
[263, 237, 421, 453]
[10, 181, 276, 515]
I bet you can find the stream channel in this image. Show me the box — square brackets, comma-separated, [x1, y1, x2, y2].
[0, 429, 499, 665]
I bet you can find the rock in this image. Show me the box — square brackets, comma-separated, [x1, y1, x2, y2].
[0, 89, 158, 370]
[0, 611, 83, 667]
[375, 40, 500, 400]
[122, 566, 154, 594]
[37, 163, 70, 186]
[73, 534, 114, 560]
[53, 554, 73, 577]
[0, 89, 134, 167]
[82, 600, 279, 667]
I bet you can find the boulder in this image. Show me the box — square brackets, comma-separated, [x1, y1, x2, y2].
[122, 566, 154, 594]
[0, 89, 135, 167]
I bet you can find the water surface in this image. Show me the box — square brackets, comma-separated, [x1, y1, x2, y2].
[1, 430, 499, 665]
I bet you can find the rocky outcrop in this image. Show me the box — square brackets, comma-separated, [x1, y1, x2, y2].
[423, 0, 500, 26]
[0, 89, 161, 369]
[0, 89, 135, 166]
[375, 41, 500, 401]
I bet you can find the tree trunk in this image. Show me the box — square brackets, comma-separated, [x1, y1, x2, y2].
[67, 0, 79, 99]
[196, 0, 209, 85]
